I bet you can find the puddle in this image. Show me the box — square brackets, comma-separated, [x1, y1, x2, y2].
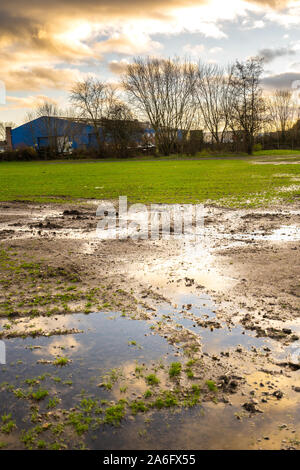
[1, 311, 178, 385]
[0, 312, 180, 449]
[155, 294, 297, 358]
[0, 300, 299, 449]
[111, 397, 300, 450]
[203, 224, 300, 243]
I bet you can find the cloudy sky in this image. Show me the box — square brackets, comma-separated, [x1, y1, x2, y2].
[1, 0, 300, 124]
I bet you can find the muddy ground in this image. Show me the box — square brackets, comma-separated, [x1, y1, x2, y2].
[0, 200, 299, 450]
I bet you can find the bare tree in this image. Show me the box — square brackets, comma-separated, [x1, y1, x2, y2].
[70, 78, 116, 150]
[24, 101, 80, 155]
[268, 89, 296, 143]
[122, 57, 198, 155]
[195, 63, 234, 146]
[229, 57, 266, 155]
[102, 101, 144, 157]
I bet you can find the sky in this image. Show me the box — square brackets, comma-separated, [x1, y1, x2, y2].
[1, 0, 300, 125]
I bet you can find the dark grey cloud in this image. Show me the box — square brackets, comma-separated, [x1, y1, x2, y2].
[258, 47, 296, 64]
[262, 72, 300, 89]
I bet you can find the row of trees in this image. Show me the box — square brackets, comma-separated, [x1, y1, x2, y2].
[67, 57, 268, 156]
[2, 56, 300, 157]
[70, 56, 300, 155]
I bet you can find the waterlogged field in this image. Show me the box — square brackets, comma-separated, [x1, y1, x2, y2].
[0, 154, 299, 450]
[0, 154, 299, 207]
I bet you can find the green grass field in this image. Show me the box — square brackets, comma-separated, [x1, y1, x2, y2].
[0, 155, 299, 207]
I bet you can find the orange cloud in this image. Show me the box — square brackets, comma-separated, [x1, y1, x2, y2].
[0, 0, 297, 96]
[3, 66, 84, 92]
[108, 59, 130, 74]
[6, 95, 58, 109]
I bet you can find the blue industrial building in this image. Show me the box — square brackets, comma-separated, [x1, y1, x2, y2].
[10, 116, 155, 152]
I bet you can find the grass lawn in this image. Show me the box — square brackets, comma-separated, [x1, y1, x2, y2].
[0, 155, 299, 207]
[253, 149, 300, 156]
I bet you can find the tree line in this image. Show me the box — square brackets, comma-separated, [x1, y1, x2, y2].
[1, 56, 300, 158]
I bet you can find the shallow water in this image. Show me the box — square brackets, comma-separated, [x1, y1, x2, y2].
[1, 296, 299, 449]
[155, 293, 299, 360]
[1, 312, 178, 398]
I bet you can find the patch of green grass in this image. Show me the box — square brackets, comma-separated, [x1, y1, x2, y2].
[25, 375, 45, 386]
[134, 364, 144, 376]
[52, 376, 62, 383]
[68, 411, 91, 436]
[253, 149, 300, 156]
[53, 357, 69, 366]
[80, 398, 98, 414]
[20, 428, 38, 449]
[13, 388, 27, 399]
[100, 381, 112, 390]
[184, 385, 202, 407]
[1, 413, 12, 424]
[186, 359, 196, 367]
[152, 391, 178, 409]
[30, 388, 49, 401]
[205, 380, 218, 392]
[145, 374, 160, 386]
[63, 380, 73, 386]
[47, 397, 60, 409]
[169, 362, 182, 378]
[0, 157, 298, 207]
[186, 369, 194, 379]
[104, 402, 126, 426]
[37, 440, 47, 449]
[130, 401, 148, 415]
[0, 414, 16, 434]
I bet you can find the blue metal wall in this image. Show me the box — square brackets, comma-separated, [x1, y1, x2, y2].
[11, 117, 98, 150]
[11, 116, 156, 151]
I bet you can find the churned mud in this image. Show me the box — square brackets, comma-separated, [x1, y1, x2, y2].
[0, 200, 299, 450]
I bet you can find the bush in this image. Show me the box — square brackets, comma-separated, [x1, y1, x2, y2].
[253, 143, 263, 152]
[0, 147, 39, 161]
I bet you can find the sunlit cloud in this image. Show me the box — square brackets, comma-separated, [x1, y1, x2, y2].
[183, 44, 205, 56]
[4, 67, 84, 92]
[6, 95, 58, 109]
[95, 32, 163, 55]
[209, 46, 223, 54]
[0, 0, 299, 119]
[108, 59, 131, 74]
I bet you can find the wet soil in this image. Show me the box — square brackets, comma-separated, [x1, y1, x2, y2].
[0, 200, 299, 450]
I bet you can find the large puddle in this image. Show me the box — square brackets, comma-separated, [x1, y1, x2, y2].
[1, 292, 299, 449]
